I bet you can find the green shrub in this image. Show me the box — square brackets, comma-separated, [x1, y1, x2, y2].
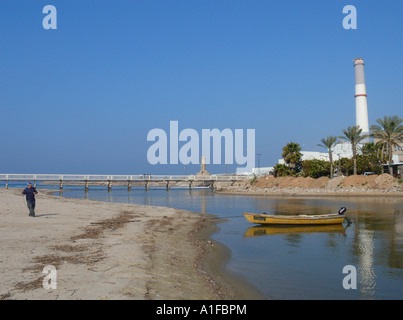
[250, 175, 258, 185]
[302, 159, 330, 179]
[273, 164, 294, 177]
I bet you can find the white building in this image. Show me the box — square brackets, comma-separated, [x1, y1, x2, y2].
[252, 167, 274, 176]
[333, 141, 354, 160]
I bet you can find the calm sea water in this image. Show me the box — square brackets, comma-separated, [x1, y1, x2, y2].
[5, 182, 403, 299]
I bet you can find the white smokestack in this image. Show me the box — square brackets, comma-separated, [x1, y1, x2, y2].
[353, 58, 369, 135]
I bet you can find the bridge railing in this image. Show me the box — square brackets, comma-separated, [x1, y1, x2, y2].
[0, 174, 251, 182]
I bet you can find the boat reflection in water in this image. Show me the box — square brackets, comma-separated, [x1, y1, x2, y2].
[244, 224, 347, 238]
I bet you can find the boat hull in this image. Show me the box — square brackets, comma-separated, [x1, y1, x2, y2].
[243, 212, 346, 225]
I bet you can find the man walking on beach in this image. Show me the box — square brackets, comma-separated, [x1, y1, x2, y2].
[21, 183, 38, 217]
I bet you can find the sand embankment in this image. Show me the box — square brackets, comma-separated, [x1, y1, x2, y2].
[0, 189, 262, 300]
[216, 173, 403, 196]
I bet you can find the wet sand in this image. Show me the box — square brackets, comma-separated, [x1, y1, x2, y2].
[0, 188, 264, 300]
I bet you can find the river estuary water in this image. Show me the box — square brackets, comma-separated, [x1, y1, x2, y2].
[4, 183, 402, 299]
[52, 185, 403, 300]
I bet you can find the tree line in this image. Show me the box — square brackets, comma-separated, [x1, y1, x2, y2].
[273, 115, 403, 178]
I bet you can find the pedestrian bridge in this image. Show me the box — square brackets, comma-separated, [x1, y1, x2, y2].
[0, 173, 251, 191]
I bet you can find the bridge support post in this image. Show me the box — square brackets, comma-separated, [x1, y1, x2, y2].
[59, 179, 63, 191]
[145, 181, 149, 190]
[84, 180, 89, 192]
[166, 181, 170, 190]
[108, 180, 112, 192]
[128, 180, 132, 191]
[189, 180, 193, 190]
[5, 179, 8, 189]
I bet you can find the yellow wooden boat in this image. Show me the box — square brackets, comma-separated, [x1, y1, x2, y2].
[243, 207, 347, 226]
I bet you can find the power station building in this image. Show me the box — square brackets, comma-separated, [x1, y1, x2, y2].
[276, 58, 371, 166]
[277, 58, 369, 166]
[271, 58, 402, 177]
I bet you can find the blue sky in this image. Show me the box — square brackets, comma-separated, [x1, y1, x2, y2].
[1, 0, 402, 174]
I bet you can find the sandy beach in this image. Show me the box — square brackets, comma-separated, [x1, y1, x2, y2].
[0, 188, 263, 300]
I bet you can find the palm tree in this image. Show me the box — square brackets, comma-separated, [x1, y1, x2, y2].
[282, 142, 302, 171]
[318, 136, 338, 178]
[370, 115, 403, 174]
[339, 126, 366, 175]
[361, 142, 385, 162]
